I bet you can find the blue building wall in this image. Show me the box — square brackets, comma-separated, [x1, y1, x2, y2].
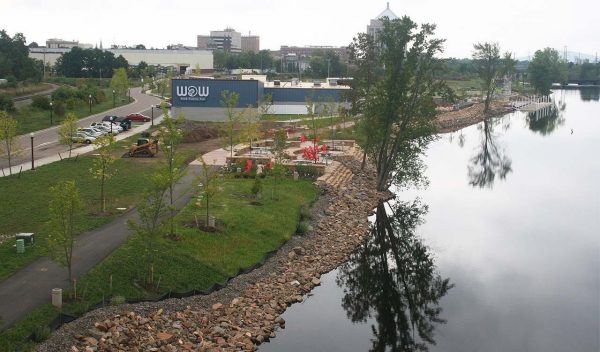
[172, 79, 349, 108]
[172, 79, 262, 108]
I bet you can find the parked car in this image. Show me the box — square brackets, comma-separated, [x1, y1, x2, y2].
[155, 101, 172, 109]
[91, 121, 122, 133]
[102, 116, 131, 131]
[126, 113, 151, 122]
[114, 116, 132, 130]
[77, 127, 104, 138]
[71, 132, 96, 144]
[89, 124, 118, 135]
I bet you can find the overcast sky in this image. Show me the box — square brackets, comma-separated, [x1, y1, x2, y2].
[1, 0, 597, 59]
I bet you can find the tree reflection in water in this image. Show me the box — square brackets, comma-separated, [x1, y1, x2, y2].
[336, 200, 452, 352]
[527, 103, 565, 136]
[468, 118, 512, 188]
[579, 87, 600, 102]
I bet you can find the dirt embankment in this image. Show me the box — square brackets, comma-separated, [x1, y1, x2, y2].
[435, 101, 513, 133]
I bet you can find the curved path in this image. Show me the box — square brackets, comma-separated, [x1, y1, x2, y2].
[0, 161, 203, 331]
[0, 88, 162, 174]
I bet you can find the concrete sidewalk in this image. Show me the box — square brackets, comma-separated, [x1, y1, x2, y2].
[0, 163, 202, 330]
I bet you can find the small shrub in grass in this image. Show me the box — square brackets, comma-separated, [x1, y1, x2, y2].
[300, 205, 312, 220]
[31, 95, 51, 110]
[296, 220, 313, 235]
[31, 325, 50, 342]
[110, 295, 126, 305]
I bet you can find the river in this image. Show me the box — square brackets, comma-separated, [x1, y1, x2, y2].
[260, 88, 600, 352]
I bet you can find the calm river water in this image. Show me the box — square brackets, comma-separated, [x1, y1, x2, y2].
[260, 88, 600, 352]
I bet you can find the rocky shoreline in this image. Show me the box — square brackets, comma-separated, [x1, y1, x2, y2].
[39, 153, 391, 352]
[436, 101, 513, 133]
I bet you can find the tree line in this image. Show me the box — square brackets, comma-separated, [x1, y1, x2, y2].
[0, 30, 43, 84]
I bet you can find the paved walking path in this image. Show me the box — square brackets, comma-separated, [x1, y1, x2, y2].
[0, 164, 203, 330]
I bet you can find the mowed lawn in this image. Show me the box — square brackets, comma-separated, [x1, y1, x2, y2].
[0, 155, 161, 280]
[65, 176, 319, 313]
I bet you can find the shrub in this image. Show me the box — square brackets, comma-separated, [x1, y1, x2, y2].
[53, 101, 66, 116]
[31, 325, 51, 342]
[251, 177, 263, 198]
[31, 95, 51, 110]
[51, 86, 77, 102]
[0, 94, 15, 112]
[300, 204, 312, 221]
[95, 89, 107, 103]
[296, 220, 313, 235]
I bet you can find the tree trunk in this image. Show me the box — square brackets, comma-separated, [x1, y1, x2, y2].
[361, 151, 367, 170]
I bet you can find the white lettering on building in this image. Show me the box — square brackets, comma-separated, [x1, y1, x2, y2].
[176, 86, 210, 101]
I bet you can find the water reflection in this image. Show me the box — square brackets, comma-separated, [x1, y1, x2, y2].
[579, 87, 600, 101]
[467, 118, 512, 188]
[527, 103, 566, 136]
[336, 200, 452, 352]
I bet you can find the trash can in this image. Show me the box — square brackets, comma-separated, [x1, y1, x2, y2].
[16, 239, 25, 254]
[52, 288, 62, 308]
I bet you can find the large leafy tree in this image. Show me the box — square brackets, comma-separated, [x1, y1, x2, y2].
[55, 47, 128, 78]
[528, 48, 567, 95]
[350, 17, 449, 191]
[472, 42, 501, 113]
[0, 30, 42, 82]
[110, 67, 129, 98]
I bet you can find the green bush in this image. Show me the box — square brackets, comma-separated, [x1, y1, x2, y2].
[251, 176, 263, 198]
[30, 325, 50, 343]
[53, 101, 65, 116]
[300, 204, 312, 220]
[31, 95, 51, 110]
[296, 220, 313, 235]
[51, 86, 77, 102]
[0, 94, 15, 112]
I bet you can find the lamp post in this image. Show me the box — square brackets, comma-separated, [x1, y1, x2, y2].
[30, 133, 35, 170]
[151, 106, 154, 126]
[49, 101, 53, 125]
[88, 94, 92, 114]
[128, 88, 131, 102]
[112, 89, 115, 107]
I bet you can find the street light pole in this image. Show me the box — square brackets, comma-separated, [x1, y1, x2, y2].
[151, 106, 154, 126]
[88, 94, 92, 114]
[128, 88, 131, 102]
[112, 89, 115, 107]
[49, 101, 53, 125]
[30, 133, 35, 170]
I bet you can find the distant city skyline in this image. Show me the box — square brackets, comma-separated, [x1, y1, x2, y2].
[1, 0, 598, 59]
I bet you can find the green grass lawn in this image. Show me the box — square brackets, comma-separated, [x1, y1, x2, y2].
[13, 88, 131, 135]
[62, 176, 318, 314]
[0, 304, 59, 352]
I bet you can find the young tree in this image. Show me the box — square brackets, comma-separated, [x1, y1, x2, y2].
[129, 172, 169, 285]
[351, 17, 449, 191]
[197, 158, 220, 228]
[241, 107, 261, 149]
[110, 67, 129, 98]
[47, 180, 84, 283]
[472, 42, 501, 113]
[529, 48, 567, 95]
[89, 135, 116, 213]
[270, 129, 288, 200]
[159, 110, 185, 235]
[259, 93, 273, 119]
[0, 111, 20, 175]
[58, 113, 79, 158]
[221, 90, 244, 159]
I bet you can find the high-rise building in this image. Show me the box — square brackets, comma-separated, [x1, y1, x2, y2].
[241, 35, 260, 53]
[197, 28, 260, 53]
[367, 2, 398, 41]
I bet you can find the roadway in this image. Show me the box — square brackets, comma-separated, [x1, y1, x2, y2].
[0, 88, 162, 172]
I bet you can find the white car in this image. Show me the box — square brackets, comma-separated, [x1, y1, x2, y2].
[90, 123, 119, 135]
[78, 127, 104, 137]
[71, 132, 96, 144]
[92, 121, 123, 133]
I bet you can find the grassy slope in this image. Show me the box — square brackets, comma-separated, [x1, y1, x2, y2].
[67, 176, 318, 311]
[13, 88, 130, 135]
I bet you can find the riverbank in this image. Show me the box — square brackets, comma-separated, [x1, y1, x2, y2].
[436, 101, 513, 133]
[39, 150, 390, 351]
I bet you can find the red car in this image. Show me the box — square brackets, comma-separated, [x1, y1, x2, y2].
[126, 113, 151, 122]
